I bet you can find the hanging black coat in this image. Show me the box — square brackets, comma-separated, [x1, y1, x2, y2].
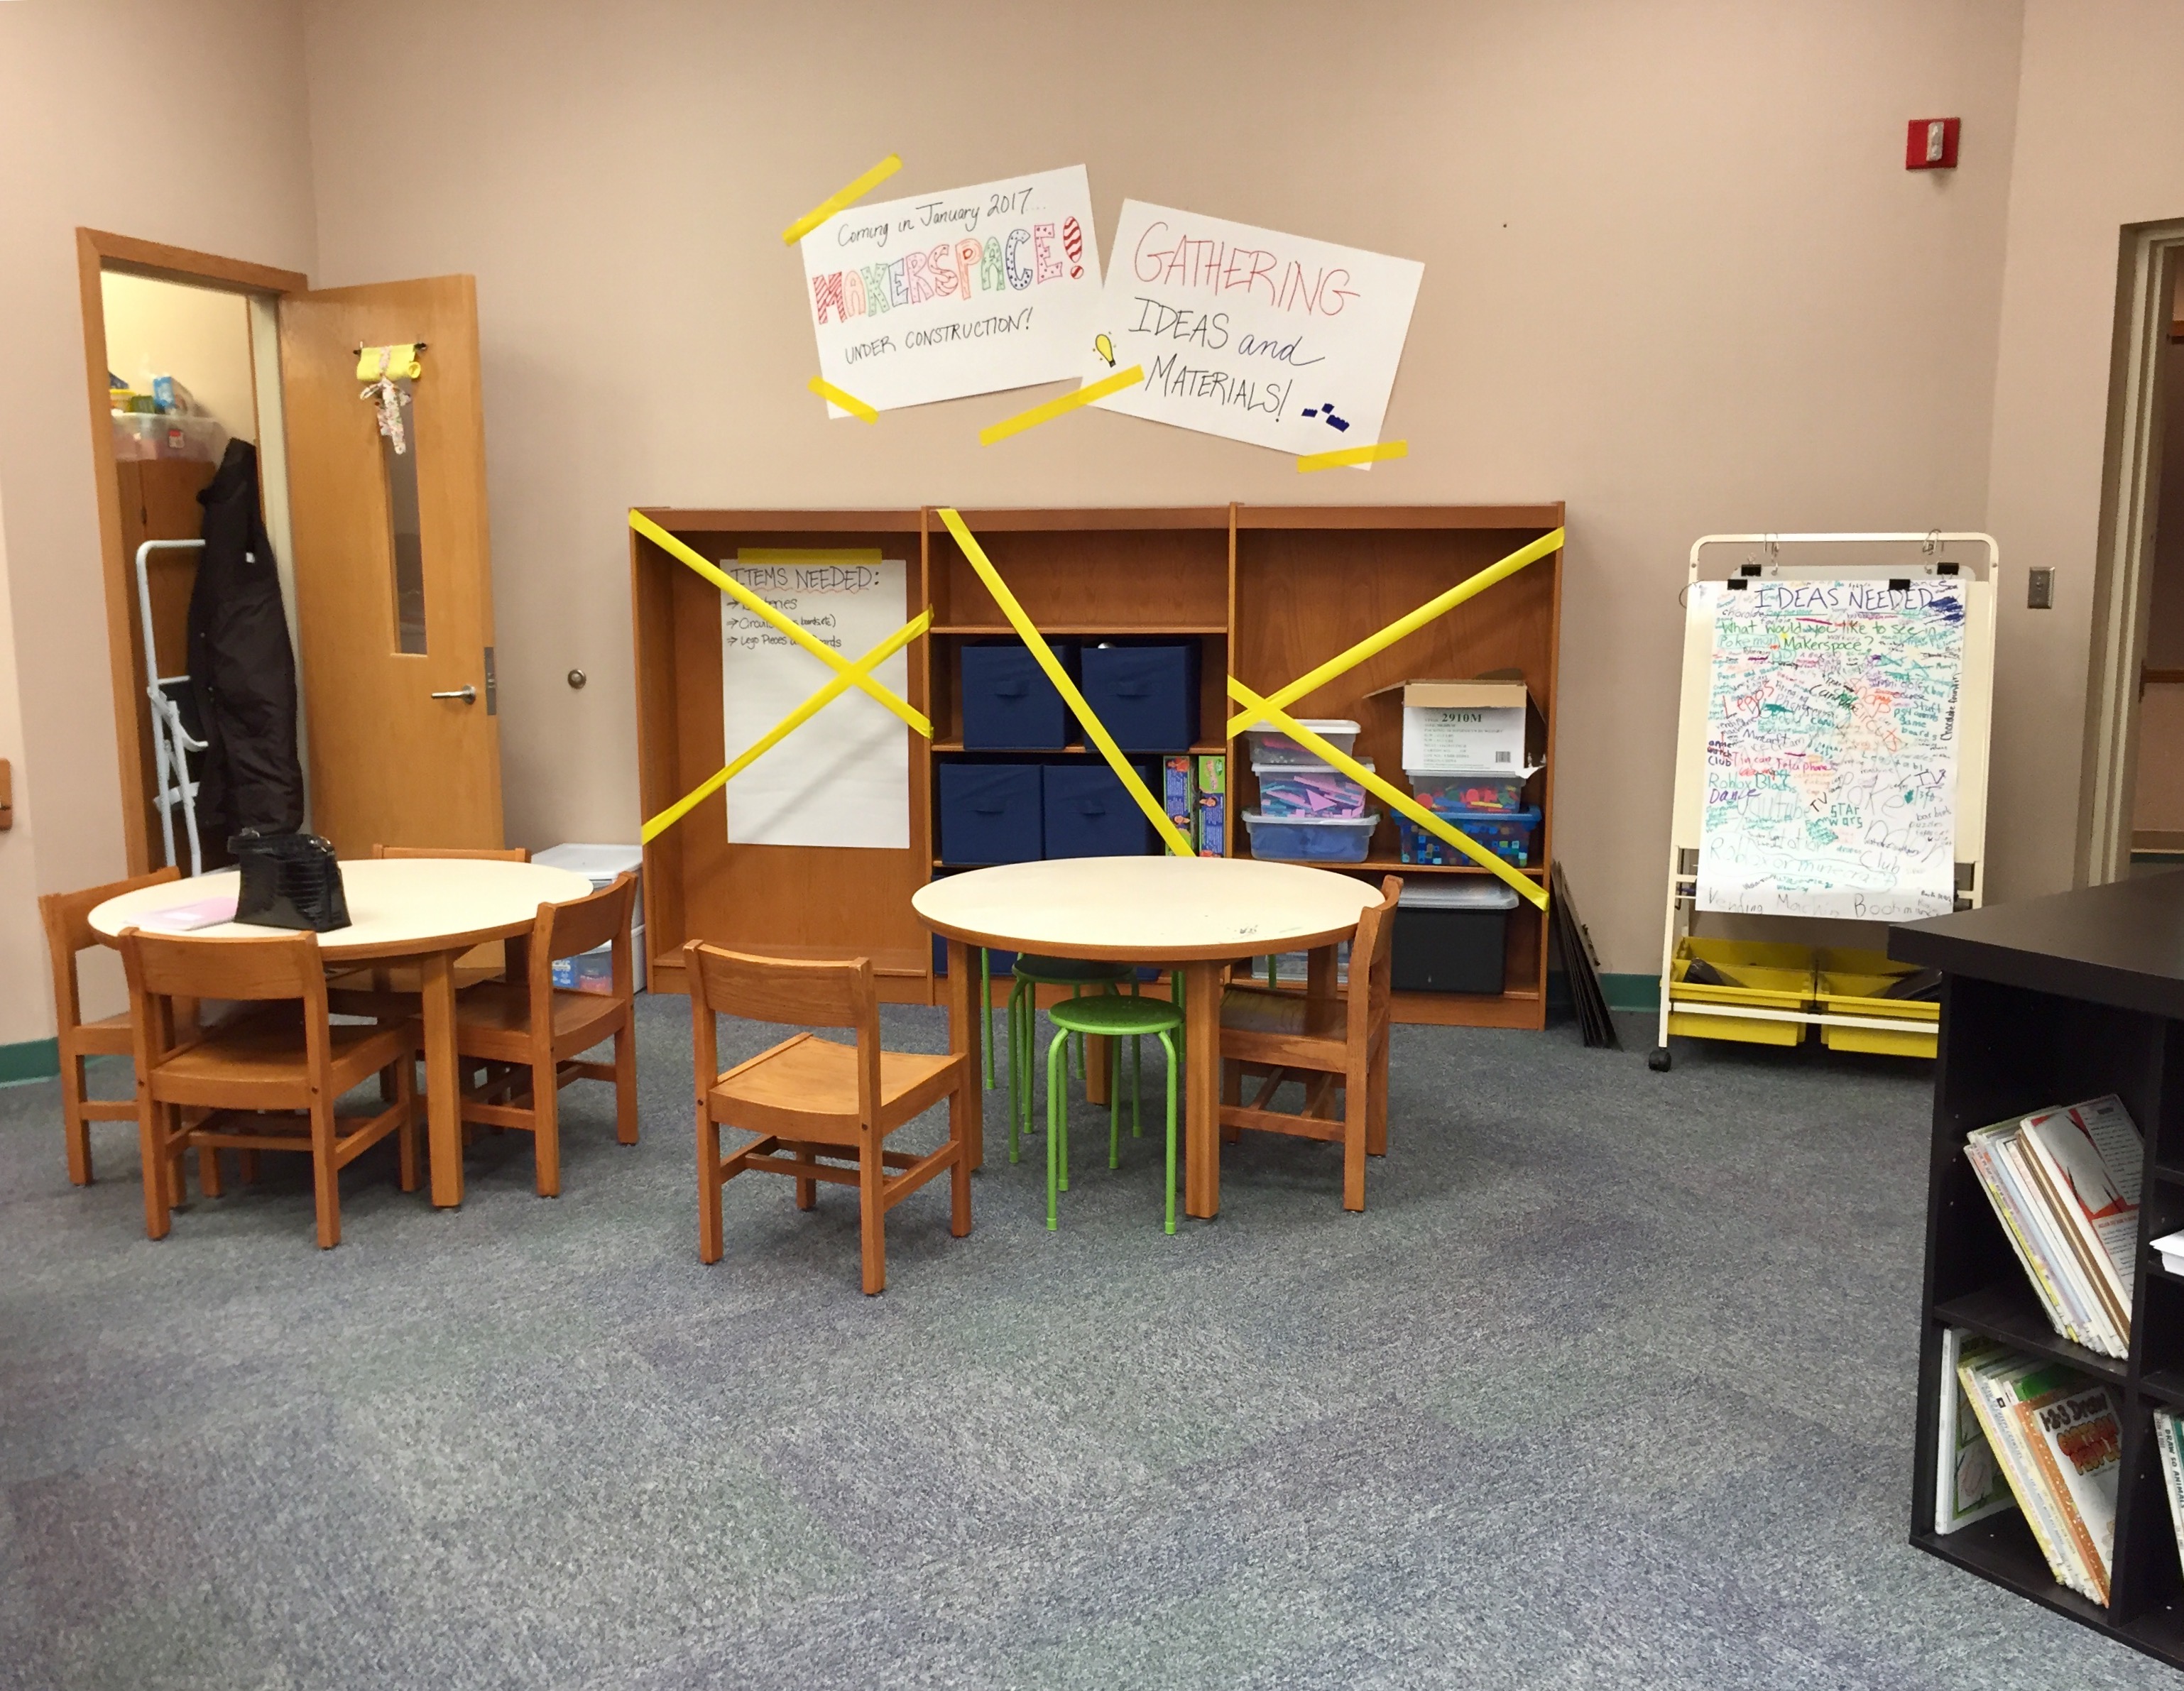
[187, 439, 305, 836]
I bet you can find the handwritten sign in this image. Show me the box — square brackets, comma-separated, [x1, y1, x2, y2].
[799, 165, 1102, 414]
[720, 559, 910, 849]
[1080, 200, 1423, 461]
[1695, 579, 1965, 919]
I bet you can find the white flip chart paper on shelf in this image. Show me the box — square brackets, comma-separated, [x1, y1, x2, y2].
[1081, 199, 1423, 459]
[1694, 578, 1964, 920]
[800, 165, 1102, 413]
[719, 559, 910, 850]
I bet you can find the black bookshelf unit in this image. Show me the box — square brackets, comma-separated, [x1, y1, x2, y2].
[1893, 871, 2184, 1670]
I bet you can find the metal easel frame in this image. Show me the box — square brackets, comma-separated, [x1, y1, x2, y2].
[1650, 531, 2000, 1071]
[136, 537, 207, 876]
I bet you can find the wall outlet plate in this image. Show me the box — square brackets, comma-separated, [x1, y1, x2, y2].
[2027, 567, 2055, 610]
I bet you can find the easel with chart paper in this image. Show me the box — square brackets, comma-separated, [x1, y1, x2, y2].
[1650, 532, 1999, 1071]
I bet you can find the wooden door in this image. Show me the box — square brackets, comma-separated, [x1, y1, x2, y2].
[278, 276, 502, 855]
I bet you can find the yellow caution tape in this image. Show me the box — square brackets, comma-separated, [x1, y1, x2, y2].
[642, 610, 932, 844]
[937, 508, 1194, 857]
[628, 510, 929, 736]
[808, 376, 878, 423]
[1298, 439, 1408, 472]
[978, 365, 1144, 447]
[782, 154, 903, 245]
[1225, 527, 1565, 738]
[1227, 679, 1547, 909]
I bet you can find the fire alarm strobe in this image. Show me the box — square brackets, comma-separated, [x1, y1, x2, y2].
[1906, 118, 1960, 170]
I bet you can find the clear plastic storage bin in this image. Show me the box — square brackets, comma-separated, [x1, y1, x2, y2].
[1243, 809, 1380, 863]
[1243, 718, 1360, 767]
[1409, 771, 1529, 814]
[1396, 806, 1541, 866]
[1252, 755, 1374, 819]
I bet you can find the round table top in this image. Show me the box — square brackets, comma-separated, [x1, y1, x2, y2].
[89, 858, 597, 961]
[911, 856, 1380, 962]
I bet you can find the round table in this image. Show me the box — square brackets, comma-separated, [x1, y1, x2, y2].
[912, 857, 1379, 1219]
[92, 858, 594, 1209]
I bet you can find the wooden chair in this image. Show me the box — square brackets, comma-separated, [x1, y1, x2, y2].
[447, 872, 639, 1197]
[1217, 875, 1400, 1213]
[39, 866, 182, 1188]
[688, 941, 972, 1294]
[324, 843, 530, 1010]
[117, 926, 419, 1247]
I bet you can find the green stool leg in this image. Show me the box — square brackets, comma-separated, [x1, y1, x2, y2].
[1131, 1033, 1142, 1138]
[1047, 1027, 1071, 1227]
[1008, 978, 1030, 1162]
[1109, 1036, 1123, 1169]
[981, 949, 995, 1089]
[1160, 1029, 1179, 1233]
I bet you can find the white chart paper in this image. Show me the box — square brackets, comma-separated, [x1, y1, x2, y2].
[1081, 200, 1423, 459]
[800, 165, 1102, 412]
[720, 559, 910, 850]
[1695, 579, 1964, 919]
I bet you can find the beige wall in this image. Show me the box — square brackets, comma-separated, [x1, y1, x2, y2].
[0, 1, 315, 1034]
[0, 481, 47, 1048]
[1985, 1, 2184, 894]
[100, 271, 260, 446]
[299, 0, 2025, 974]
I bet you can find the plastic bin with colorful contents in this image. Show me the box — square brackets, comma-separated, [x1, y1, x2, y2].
[1665, 937, 1937, 1056]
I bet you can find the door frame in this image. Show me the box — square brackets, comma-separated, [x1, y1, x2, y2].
[75, 229, 310, 875]
[2081, 221, 2184, 885]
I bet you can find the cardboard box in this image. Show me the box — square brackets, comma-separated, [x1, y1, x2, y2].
[1370, 678, 1544, 774]
[1194, 754, 1226, 856]
[1163, 755, 1197, 839]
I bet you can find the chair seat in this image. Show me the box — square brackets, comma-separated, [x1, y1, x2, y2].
[1012, 954, 1135, 987]
[449, 980, 625, 1058]
[709, 1032, 962, 1141]
[1048, 993, 1181, 1038]
[148, 1005, 417, 1108]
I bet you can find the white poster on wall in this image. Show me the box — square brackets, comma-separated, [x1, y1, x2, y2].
[1080, 199, 1424, 460]
[719, 559, 910, 850]
[799, 165, 1103, 413]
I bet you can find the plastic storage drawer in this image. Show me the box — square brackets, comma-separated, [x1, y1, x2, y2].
[1814, 947, 1939, 1058]
[552, 924, 646, 995]
[1079, 643, 1198, 751]
[961, 641, 1076, 750]
[1043, 764, 1154, 858]
[1390, 884, 1517, 994]
[1253, 757, 1375, 819]
[1243, 718, 1359, 767]
[1666, 938, 1815, 1048]
[938, 762, 1043, 863]
[1397, 806, 1541, 866]
[1409, 772, 1529, 814]
[1242, 810, 1379, 863]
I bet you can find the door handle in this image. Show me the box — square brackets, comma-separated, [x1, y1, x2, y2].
[431, 685, 478, 704]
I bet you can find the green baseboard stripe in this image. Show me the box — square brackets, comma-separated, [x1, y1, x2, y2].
[0, 1036, 60, 1084]
[1600, 974, 1660, 1014]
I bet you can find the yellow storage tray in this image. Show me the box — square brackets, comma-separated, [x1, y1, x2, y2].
[1666, 938, 1816, 1048]
[1815, 948, 1938, 1058]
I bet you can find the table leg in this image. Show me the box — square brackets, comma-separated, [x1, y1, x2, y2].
[946, 939, 984, 1170]
[1184, 960, 1222, 1219]
[1308, 943, 1338, 1004]
[421, 950, 464, 1208]
[1085, 1034, 1113, 1105]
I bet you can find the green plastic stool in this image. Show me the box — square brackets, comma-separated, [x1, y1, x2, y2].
[1005, 955, 1135, 1162]
[1044, 992, 1185, 1235]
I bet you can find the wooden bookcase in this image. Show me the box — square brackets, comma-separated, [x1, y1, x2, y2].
[632, 503, 1563, 1026]
[1893, 877, 2184, 1672]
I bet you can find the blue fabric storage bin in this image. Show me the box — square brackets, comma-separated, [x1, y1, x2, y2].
[1043, 764, 1154, 858]
[1080, 643, 1198, 751]
[937, 763, 1042, 864]
[961, 641, 1076, 750]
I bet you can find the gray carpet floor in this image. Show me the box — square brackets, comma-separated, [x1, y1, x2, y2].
[1, 996, 2178, 1690]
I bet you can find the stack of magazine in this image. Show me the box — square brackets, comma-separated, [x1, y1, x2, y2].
[1962, 1094, 2142, 1358]
[2151, 1410, 2184, 1582]
[1949, 1332, 2122, 1604]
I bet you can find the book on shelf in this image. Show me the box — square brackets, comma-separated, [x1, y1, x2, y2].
[1957, 1345, 2122, 1606]
[2152, 1228, 2184, 1278]
[1962, 1094, 2141, 1359]
[1935, 1327, 2015, 1534]
[2155, 1409, 2184, 1585]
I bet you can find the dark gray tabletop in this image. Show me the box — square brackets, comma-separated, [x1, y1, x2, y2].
[1890, 870, 2184, 1019]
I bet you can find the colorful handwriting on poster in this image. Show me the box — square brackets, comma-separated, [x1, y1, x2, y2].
[799, 165, 1102, 414]
[1695, 579, 1966, 921]
[1080, 200, 1423, 461]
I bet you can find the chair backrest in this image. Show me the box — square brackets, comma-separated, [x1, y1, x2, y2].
[373, 844, 530, 860]
[38, 867, 180, 1034]
[684, 941, 882, 1117]
[1348, 875, 1402, 1044]
[118, 926, 332, 1082]
[536, 871, 638, 968]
